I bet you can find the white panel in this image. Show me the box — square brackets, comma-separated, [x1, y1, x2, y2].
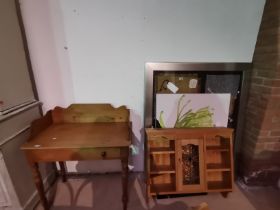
[0, 152, 17, 208]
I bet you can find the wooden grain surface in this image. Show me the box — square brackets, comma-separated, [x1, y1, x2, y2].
[22, 122, 131, 149]
[52, 104, 129, 123]
[146, 127, 234, 197]
[21, 104, 131, 210]
[146, 128, 233, 141]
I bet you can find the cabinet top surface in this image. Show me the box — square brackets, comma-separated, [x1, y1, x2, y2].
[145, 127, 233, 135]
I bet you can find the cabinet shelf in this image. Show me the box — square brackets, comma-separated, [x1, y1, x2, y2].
[150, 147, 175, 154]
[206, 146, 229, 151]
[207, 181, 232, 191]
[150, 165, 175, 174]
[150, 183, 175, 194]
[206, 163, 231, 171]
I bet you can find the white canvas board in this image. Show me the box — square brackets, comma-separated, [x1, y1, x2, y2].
[156, 94, 231, 128]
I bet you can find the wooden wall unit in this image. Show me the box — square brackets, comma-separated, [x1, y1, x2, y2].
[145, 127, 234, 198]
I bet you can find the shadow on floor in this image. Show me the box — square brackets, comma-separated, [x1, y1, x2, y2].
[35, 173, 253, 210]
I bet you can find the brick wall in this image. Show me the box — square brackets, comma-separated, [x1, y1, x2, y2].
[240, 0, 280, 185]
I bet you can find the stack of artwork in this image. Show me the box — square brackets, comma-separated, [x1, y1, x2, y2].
[156, 94, 231, 128]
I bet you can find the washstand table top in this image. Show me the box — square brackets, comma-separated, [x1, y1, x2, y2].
[21, 122, 131, 150]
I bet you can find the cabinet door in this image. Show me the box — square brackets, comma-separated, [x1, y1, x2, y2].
[176, 139, 205, 192]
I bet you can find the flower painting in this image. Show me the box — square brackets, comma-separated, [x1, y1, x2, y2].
[156, 94, 231, 128]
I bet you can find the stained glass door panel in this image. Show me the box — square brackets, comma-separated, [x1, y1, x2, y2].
[176, 139, 205, 192]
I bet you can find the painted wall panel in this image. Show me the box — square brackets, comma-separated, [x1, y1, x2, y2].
[0, 0, 35, 112]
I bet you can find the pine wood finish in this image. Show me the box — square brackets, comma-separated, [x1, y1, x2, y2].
[21, 104, 131, 210]
[145, 128, 234, 198]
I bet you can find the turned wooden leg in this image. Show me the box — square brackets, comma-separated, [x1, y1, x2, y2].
[58, 161, 67, 182]
[29, 162, 49, 210]
[121, 148, 129, 210]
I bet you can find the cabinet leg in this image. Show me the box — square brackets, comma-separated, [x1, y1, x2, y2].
[121, 153, 129, 210]
[58, 161, 67, 182]
[29, 162, 49, 210]
[52, 162, 59, 178]
[221, 192, 228, 198]
[145, 193, 154, 210]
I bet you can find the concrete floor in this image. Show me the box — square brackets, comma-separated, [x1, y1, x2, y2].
[34, 173, 262, 210]
[237, 180, 280, 210]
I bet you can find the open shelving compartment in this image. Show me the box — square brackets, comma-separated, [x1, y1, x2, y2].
[150, 173, 176, 195]
[205, 135, 233, 192]
[207, 171, 232, 191]
[150, 153, 176, 174]
[149, 139, 176, 195]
